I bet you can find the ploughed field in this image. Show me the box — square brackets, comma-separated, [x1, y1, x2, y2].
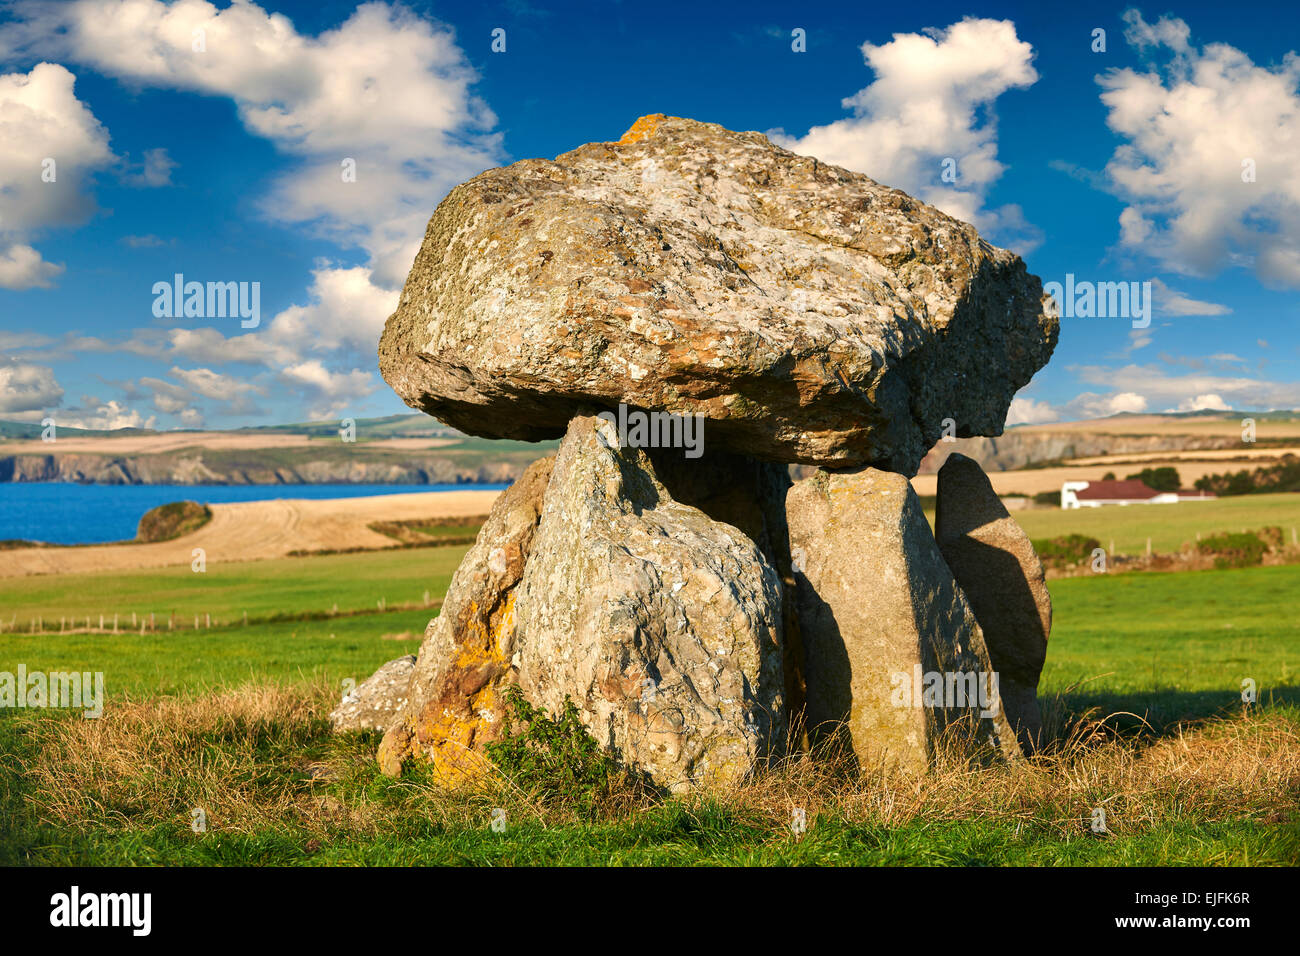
[1, 540, 1296, 866]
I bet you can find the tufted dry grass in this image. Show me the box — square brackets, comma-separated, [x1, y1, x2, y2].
[13, 679, 1298, 860]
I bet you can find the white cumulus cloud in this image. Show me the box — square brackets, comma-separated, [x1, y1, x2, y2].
[279, 360, 377, 419]
[1171, 393, 1231, 412]
[0, 362, 64, 413]
[774, 18, 1040, 252]
[0, 62, 114, 289]
[0, 0, 495, 424]
[1073, 363, 1300, 412]
[1005, 396, 1058, 425]
[168, 365, 263, 400]
[56, 397, 156, 430]
[1150, 279, 1232, 317]
[0, 242, 62, 290]
[5, 0, 501, 289]
[1099, 10, 1300, 286]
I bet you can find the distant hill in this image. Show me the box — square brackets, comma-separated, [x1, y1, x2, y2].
[0, 421, 159, 439]
[1094, 409, 1300, 422]
[234, 414, 463, 439]
[0, 413, 456, 441]
[920, 410, 1300, 474]
[0, 412, 553, 485]
[6, 409, 1298, 443]
[3, 410, 1298, 485]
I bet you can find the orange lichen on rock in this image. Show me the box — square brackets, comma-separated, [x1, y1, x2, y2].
[619, 114, 670, 144]
[392, 584, 520, 788]
[376, 455, 555, 785]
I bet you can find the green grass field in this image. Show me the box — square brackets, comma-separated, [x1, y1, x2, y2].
[0, 546, 466, 629]
[1, 545, 1297, 866]
[959, 493, 1300, 556]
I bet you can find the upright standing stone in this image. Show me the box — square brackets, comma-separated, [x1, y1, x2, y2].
[377, 416, 789, 792]
[786, 467, 1018, 772]
[641, 446, 806, 726]
[377, 454, 555, 782]
[935, 453, 1052, 753]
[513, 415, 787, 792]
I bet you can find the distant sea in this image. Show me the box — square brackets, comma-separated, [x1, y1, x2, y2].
[0, 483, 510, 546]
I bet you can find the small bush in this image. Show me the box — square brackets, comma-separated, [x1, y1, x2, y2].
[1033, 491, 1060, 507]
[1197, 532, 1267, 569]
[136, 500, 212, 542]
[1032, 534, 1101, 566]
[485, 686, 636, 816]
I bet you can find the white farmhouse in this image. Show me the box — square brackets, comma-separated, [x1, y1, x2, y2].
[1061, 479, 1216, 509]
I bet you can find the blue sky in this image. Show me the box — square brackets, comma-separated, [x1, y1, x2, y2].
[0, 0, 1297, 430]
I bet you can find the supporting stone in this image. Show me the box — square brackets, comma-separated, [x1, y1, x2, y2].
[513, 416, 787, 792]
[786, 467, 1019, 772]
[330, 655, 415, 732]
[935, 453, 1052, 754]
[377, 454, 555, 782]
[376, 416, 788, 792]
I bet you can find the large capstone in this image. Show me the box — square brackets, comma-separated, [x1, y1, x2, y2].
[379, 114, 1057, 474]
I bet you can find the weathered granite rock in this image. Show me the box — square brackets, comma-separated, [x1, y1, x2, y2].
[641, 446, 807, 724]
[513, 416, 787, 792]
[377, 454, 555, 781]
[935, 453, 1052, 753]
[379, 417, 787, 791]
[330, 655, 416, 732]
[379, 114, 1057, 474]
[786, 467, 1019, 772]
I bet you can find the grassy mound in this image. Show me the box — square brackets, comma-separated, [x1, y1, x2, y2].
[135, 500, 212, 543]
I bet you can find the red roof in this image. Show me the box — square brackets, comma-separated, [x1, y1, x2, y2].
[1074, 479, 1161, 501]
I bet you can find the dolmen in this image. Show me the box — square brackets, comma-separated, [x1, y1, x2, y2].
[333, 115, 1059, 792]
